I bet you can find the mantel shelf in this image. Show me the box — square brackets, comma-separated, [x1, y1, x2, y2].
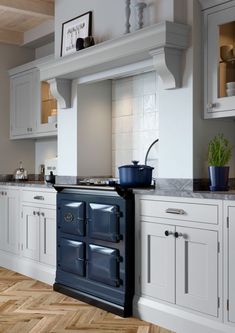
[39, 21, 190, 108]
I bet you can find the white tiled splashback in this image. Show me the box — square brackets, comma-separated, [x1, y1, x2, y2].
[112, 71, 159, 178]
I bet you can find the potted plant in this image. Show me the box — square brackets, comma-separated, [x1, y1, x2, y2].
[208, 133, 232, 191]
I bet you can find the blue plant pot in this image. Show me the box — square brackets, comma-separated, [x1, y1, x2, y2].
[208, 166, 229, 191]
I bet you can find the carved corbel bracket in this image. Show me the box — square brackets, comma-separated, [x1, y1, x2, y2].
[150, 47, 183, 90]
[47, 78, 72, 109]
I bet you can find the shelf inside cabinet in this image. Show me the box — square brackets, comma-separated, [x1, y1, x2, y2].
[41, 81, 57, 125]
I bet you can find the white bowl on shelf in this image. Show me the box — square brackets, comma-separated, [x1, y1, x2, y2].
[220, 45, 233, 61]
[226, 82, 235, 89]
[226, 88, 235, 96]
[48, 115, 57, 123]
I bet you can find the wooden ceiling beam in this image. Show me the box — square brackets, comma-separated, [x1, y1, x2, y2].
[0, 28, 23, 45]
[0, 0, 54, 19]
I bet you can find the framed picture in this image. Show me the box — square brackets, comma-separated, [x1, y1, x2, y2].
[61, 11, 92, 57]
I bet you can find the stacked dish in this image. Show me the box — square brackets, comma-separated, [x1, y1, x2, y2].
[226, 82, 235, 96]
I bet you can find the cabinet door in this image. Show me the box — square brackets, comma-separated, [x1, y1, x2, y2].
[22, 206, 39, 261]
[4, 189, 19, 254]
[0, 189, 19, 254]
[0, 191, 7, 251]
[176, 227, 218, 316]
[205, 5, 235, 118]
[10, 69, 39, 138]
[39, 208, 56, 266]
[228, 206, 235, 323]
[141, 222, 175, 303]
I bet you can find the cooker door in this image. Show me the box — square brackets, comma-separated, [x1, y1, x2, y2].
[59, 238, 85, 276]
[88, 203, 120, 242]
[88, 244, 120, 287]
[60, 200, 85, 236]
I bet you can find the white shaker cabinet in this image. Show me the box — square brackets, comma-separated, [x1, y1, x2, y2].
[10, 69, 38, 137]
[138, 195, 220, 319]
[9, 64, 58, 139]
[22, 205, 56, 266]
[0, 188, 20, 255]
[204, 1, 235, 118]
[21, 189, 56, 267]
[141, 221, 218, 316]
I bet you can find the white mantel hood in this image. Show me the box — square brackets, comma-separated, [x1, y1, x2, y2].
[39, 21, 189, 108]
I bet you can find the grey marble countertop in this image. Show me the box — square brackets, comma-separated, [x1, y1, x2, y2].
[134, 188, 235, 200]
[0, 180, 54, 189]
[1, 178, 235, 200]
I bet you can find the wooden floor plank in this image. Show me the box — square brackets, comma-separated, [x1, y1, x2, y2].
[0, 267, 174, 333]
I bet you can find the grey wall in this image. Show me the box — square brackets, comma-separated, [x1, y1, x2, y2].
[54, 0, 186, 58]
[0, 43, 35, 174]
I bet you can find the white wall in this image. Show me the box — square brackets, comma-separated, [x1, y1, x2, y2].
[112, 72, 159, 178]
[0, 43, 35, 174]
[55, 0, 186, 58]
[54, 0, 235, 179]
[35, 42, 54, 59]
[35, 138, 57, 174]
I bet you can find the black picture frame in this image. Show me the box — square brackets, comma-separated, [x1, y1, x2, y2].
[61, 11, 92, 57]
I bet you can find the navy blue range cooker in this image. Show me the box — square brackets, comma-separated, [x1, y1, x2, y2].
[53, 184, 135, 317]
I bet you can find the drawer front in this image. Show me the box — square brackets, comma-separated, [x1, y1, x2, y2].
[60, 200, 85, 236]
[88, 203, 120, 242]
[140, 199, 218, 225]
[88, 244, 120, 287]
[22, 190, 56, 205]
[59, 238, 85, 276]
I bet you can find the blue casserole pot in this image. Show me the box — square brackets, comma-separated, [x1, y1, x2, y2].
[118, 161, 154, 187]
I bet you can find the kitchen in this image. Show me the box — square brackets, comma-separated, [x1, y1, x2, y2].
[0, 0, 235, 332]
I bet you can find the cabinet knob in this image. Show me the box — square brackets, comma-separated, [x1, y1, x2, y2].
[41, 212, 45, 217]
[55, 123, 58, 129]
[207, 102, 216, 109]
[33, 211, 36, 215]
[174, 232, 183, 238]
[165, 230, 173, 237]
[37, 211, 40, 216]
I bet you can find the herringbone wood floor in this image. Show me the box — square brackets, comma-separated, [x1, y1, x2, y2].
[0, 267, 174, 333]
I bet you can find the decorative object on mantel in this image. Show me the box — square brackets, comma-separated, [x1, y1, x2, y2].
[76, 38, 84, 51]
[76, 36, 94, 51]
[208, 133, 232, 191]
[84, 36, 95, 48]
[135, 1, 147, 30]
[125, 0, 131, 34]
[61, 11, 92, 57]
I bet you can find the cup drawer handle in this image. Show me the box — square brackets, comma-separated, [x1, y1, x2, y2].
[33, 196, 45, 201]
[165, 208, 186, 215]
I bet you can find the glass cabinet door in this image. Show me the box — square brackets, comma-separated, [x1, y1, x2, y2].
[205, 4, 235, 117]
[37, 81, 58, 134]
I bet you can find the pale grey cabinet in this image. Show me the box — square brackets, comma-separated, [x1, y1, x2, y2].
[204, 1, 235, 118]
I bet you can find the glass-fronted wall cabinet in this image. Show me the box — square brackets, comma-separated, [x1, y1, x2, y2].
[38, 81, 58, 134]
[204, 1, 235, 118]
[10, 67, 58, 139]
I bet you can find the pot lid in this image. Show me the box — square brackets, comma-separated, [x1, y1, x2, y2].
[118, 160, 154, 170]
